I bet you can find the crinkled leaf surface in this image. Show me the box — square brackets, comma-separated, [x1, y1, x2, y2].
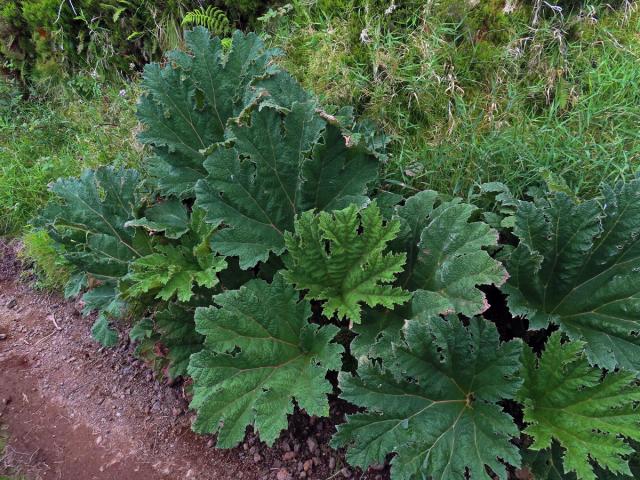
[284, 203, 410, 323]
[518, 332, 640, 480]
[333, 316, 522, 480]
[393, 191, 506, 317]
[39, 167, 146, 346]
[40, 167, 145, 279]
[156, 303, 203, 378]
[123, 206, 227, 302]
[123, 243, 227, 302]
[195, 103, 379, 269]
[188, 274, 342, 447]
[137, 28, 280, 198]
[352, 191, 505, 359]
[505, 180, 640, 372]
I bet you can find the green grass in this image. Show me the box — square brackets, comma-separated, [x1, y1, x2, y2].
[0, 78, 144, 236]
[19, 228, 73, 290]
[263, 0, 640, 198]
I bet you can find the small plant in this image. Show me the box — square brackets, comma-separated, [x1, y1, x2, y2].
[182, 6, 230, 34]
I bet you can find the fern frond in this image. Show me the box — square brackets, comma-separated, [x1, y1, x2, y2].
[181, 6, 230, 35]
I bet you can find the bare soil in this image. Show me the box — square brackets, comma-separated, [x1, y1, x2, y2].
[0, 241, 389, 480]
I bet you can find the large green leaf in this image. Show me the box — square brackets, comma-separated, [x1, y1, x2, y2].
[505, 179, 640, 372]
[195, 103, 379, 269]
[188, 273, 343, 447]
[38, 167, 147, 346]
[137, 28, 280, 198]
[284, 203, 410, 324]
[393, 191, 506, 317]
[333, 316, 523, 480]
[40, 167, 145, 279]
[518, 332, 640, 480]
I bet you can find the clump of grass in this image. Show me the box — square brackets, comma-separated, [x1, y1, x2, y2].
[264, 0, 640, 198]
[0, 77, 144, 235]
[19, 229, 73, 291]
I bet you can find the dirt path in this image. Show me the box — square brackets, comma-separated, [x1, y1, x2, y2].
[0, 243, 374, 480]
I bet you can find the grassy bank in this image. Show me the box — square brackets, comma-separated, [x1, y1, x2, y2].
[264, 0, 640, 197]
[0, 79, 143, 236]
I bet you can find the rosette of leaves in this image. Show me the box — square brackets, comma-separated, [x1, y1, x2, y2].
[283, 202, 410, 323]
[38, 166, 151, 346]
[519, 333, 640, 480]
[194, 101, 380, 269]
[137, 27, 281, 198]
[505, 179, 640, 372]
[351, 191, 507, 358]
[122, 200, 227, 303]
[188, 273, 343, 447]
[333, 315, 523, 480]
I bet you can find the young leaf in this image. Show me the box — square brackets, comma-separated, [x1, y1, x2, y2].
[518, 332, 640, 480]
[333, 316, 523, 480]
[505, 180, 640, 372]
[122, 243, 227, 302]
[188, 273, 342, 447]
[283, 203, 410, 323]
[122, 207, 227, 302]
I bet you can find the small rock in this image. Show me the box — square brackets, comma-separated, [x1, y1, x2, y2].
[341, 467, 352, 478]
[283, 451, 296, 462]
[243, 442, 249, 451]
[253, 453, 262, 463]
[6, 298, 17, 309]
[281, 440, 291, 452]
[303, 459, 313, 472]
[371, 463, 385, 471]
[329, 457, 336, 470]
[297, 461, 303, 472]
[172, 407, 181, 417]
[0, 334, 6, 340]
[306, 437, 317, 454]
[276, 468, 291, 480]
[95, 436, 102, 445]
[249, 446, 257, 455]
[206, 439, 215, 448]
[298, 473, 306, 479]
[312, 457, 320, 467]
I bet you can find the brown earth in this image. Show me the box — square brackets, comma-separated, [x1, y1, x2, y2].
[0, 241, 388, 480]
